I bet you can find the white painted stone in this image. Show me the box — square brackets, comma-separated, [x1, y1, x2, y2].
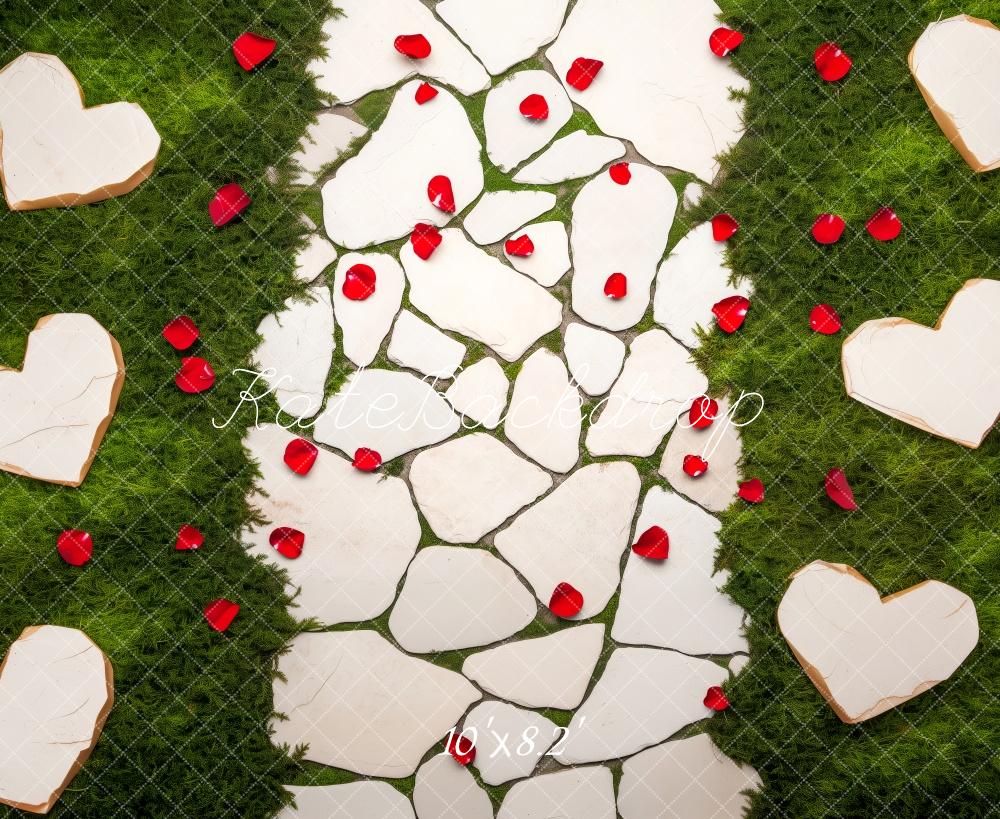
[280, 783, 414, 819]
[253, 286, 334, 420]
[570, 164, 677, 331]
[564, 322, 625, 397]
[437, 0, 571, 75]
[462, 624, 605, 710]
[463, 701, 560, 785]
[243, 424, 419, 624]
[618, 734, 761, 819]
[587, 330, 707, 457]
[333, 252, 404, 368]
[612, 487, 748, 654]
[290, 110, 367, 185]
[445, 358, 510, 429]
[558, 647, 728, 764]
[464, 190, 557, 245]
[504, 348, 581, 473]
[388, 310, 466, 379]
[483, 71, 573, 172]
[295, 217, 338, 283]
[498, 767, 615, 819]
[682, 182, 705, 210]
[272, 631, 481, 776]
[390, 546, 537, 653]
[495, 462, 640, 619]
[314, 369, 460, 461]
[410, 433, 552, 543]
[547, 0, 750, 181]
[513, 130, 626, 184]
[729, 654, 749, 677]
[654, 223, 754, 349]
[413, 755, 492, 819]
[504, 220, 570, 286]
[307, 0, 489, 103]
[322, 81, 482, 249]
[400, 229, 563, 362]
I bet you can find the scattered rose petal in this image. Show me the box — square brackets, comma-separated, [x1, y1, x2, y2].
[447, 732, 476, 766]
[738, 478, 765, 504]
[342, 263, 377, 301]
[815, 42, 852, 82]
[866, 207, 901, 241]
[505, 235, 535, 257]
[825, 467, 858, 511]
[411, 223, 442, 260]
[689, 396, 720, 429]
[566, 57, 604, 90]
[632, 525, 669, 560]
[609, 162, 631, 185]
[604, 272, 627, 299]
[810, 303, 842, 335]
[353, 447, 383, 472]
[704, 685, 730, 711]
[427, 175, 456, 214]
[57, 530, 92, 566]
[683, 454, 709, 478]
[549, 582, 584, 618]
[269, 526, 305, 559]
[395, 34, 431, 59]
[284, 437, 318, 475]
[712, 213, 739, 241]
[709, 27, 745, 57]
[162, 316, 199, 351]
[232, 32, 276, 71]
[176, 357, 216, 393]
[712, 295, 750, 333]
[175, 524, 204, 551]
[209, 182, 250, 228]
[812, 213, 845, 245]
[415, 82, 438, 104]
[204, 598, 240, 632]
[519, 93, 549, 120]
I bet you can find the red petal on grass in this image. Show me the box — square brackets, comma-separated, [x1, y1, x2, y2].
[549, 582, 584, 618]
[395, 34, 431, 59]
[704, 685, 730, 711]
[814, 42, 852, 82]
[683, 454, 709, 478]
[712, 213, 739, 241]
[57, 530, 92, 566]
[175, 524, 205, 551]
[428, 175, 456, 214]
[604, 272, 627, 299]
[162, 316, 199, 351]
[825, 468, 858, 511]
[738, 478, 765, 504]
[812, 213, 845, 245]
[209, 183, 251, 227]
[609, 162, 631, 185]
[519, 94, 549, 120]
[343, 263, 377, 301]
[411, 223, 442, 260]
[689, 396, 720, 429]
[810, 303, 842, 334]
[353, 447, 383, 472]
[712, 295, 750, 333]
[709, 27, 744, 57]
[866, 207, 901, 241]
[175, 357, 216, 393]
[505, 235, 535, 257]
[632, 525, 669, 560]
[232, 32, 276, 71]
[284, 437, 318, 475]
[447, 733, 476, 766]
[415, 82, 438, 104]
[566, 57, 604, 90]
[269, 527, 305, 559]
[204, 598, 240, 632]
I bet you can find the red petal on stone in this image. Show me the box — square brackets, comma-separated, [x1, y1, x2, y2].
[176, 357, 216, 393]
[428, 175, 456, 214]
[632, 525, 669, 560]
[711, 213, 739, 241]
[343, 263, 377, 301]
[683, 454, 709, 478]
[269, 526, 305, 559]
[284, 437, 318, 475]
[810, 303, 842, 335]
[233, 32, 276, 71]
[566, 57, 604, 90]
[812, 213, 845, 245]
[447, 732, 476, 766]
[57, 530, 92, 566]
[689, 396, 720, 429]
[825, 468, 858, 511]
[395, 34, 431, 59]
[604, 272, 627, 299]
[738, 478, 765, 504]
[866, 207, 901, 241]
[415, 82, 438, 104]
[519, 93, 549, 120]
[712, 295, 750, 333]
[204, 598, 240, 632]
[704, 685, 730, 711]
[175, 524, 205, 551]
[162, 315, 199, 351]
[549, 582, 584, 618]
[209, 183, 251, 228]
[353, 447, 383, 472]
[411, 223, 443, 260]
[814, 42, 852, 82]
[505, 235, 535, 257]
[709, 27, 745, 57]
[609, 162, 631, 185]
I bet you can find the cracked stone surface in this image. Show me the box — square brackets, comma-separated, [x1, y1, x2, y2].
[413, 755, 492, 819]
[498, 767, 616, 819]
[495, 462, 640, 619]
[410, 433, 552, 543]
[333, 252, 405, 368]
[445, 358, 510, 429]
[290, 110, 367, 186]
[463, 701, 560, 785]
[564, 322, 626, 397]
[463, 190, 557, 245]
[294, 217, 338, 283]
[279, 783, 415, 819]
[388, 310, 466, 379]
[322, 81, 482, 249]
[503, 220, 571, 286]
[272, 630, 480, 777]
[513, 130, 625, 184]
[483, 70, 573, 172]
[243, 424, 420, 625]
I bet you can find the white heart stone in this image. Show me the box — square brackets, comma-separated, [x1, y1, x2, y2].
[777, 560, 979, 723]
[322, 82, 483, 249]
[445, 358, 510, 430]
[388, 310, 466, 379]
[463, 190, 557, 245]
[279, 783, 414, 819]
[513, 130, 626, 184]
[498, 767, 615, 819]
[413, 754, 492, 819]
[242, 424, 419, 625]
[294, 218, 338, 283]
[495, 462, 640, 619]
[483, 71, 573, 172]
[504, 221, 571, 286]
[290, 110, 367, 185]
[462, 701, 560, 785]
[410, 433, 552, 543]
[271, 630, 481, 777]
[333, 252, 405, 368]
[564, 322, 626, 397]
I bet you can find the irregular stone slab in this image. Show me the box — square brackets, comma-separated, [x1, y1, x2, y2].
[280, 783, 414, 819]
[618, 734, 761, 819]
[295, 217, 338, 283]
[483, 71, 573, 172]
[564, 322, 625, 397]
[388, 310, 466, 379]
[0, 313, 124, 487]
[243, 424, 419, 624]
[513, 130, 626, 184]
[504, 220, 570, 286]
[777, 560, 979, 724]
[389, 546, 537, 653]
[313, 369, 460, 461]
[504, 348, 581, 473]
[253, 286, 334, 420]
[307, 0, 489, 103]
[659, 396, 742, 512]
[464, 190, 557, 245]
[547, 0, 749, 181]
[290, 110, 367, 185]
[322, 82, 483, 249]
[654, 223, 754, 349]
[612, 487, 748, 654]
[729, 654, 749, 677]
[437, 0, 571, 75]
[498, 767, 615, 819]
[462, 624, 604, 709]
[558, 647, 728, 764]
[410, 433, 552, 543]
[587, 330, 707, 457]
[0, 626, 113, 814]
[445, 358, 510, 429]
[413, 755, 492, 819]
[272, 630, 481, 777]
[682, 182, 705, 210]
[400, 229, 563, 362]
[463, 701, 560, 785]
[570, 164, 677, 331]
[495, 462, 640, 619]
[841, 278, 1000, 449]
[333, 252, 405, 368]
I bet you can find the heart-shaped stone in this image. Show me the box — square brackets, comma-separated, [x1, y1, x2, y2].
[232, 32, 276, 71]
[778, 560, 979, 723]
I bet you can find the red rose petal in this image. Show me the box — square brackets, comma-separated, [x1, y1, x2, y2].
[343, 263, 377, 301]
[175, 357, 216, 393]
[812, 213, 845, 245]
[566, 57, 604, 90]
[411, 223, 442, 260]
[825, 468, 857, 511]
[689, 396, 720, 429]
[866, 207, 901, 242]
[738, 478, 765, 504]
[815, 42, 852, 82]
[505, 235, 535, 257]
[683, 454, 709, 478]
[284, 437, 318, 475]
[204, 598, 240, 632]
[519, 93, 549, 120]
[175, 524, 205, 551]
[395, 34, 431, 59]
[353, 447, 383, 472]
[810, 303, 842, 335]
[232, 32, 276, 71]
[447, 732, 476, 766]
[609, 162, 631, 185]
[427, 175, 456, 214]
[57, 530, 92, 566]
[709, 27, 745, 58]
[549, 582, 584, 618]
[712, 295, 750, 333]
[632, 525, 669, 560]
[162, 315, 199, 351]
[415, 82, 438, 104]
[269, 526, 305, 559]
[209, 182, 251, 228]
[712, 213, 739, 241]
[704, 685, 730, 711]
[604, 272, 627, 299]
